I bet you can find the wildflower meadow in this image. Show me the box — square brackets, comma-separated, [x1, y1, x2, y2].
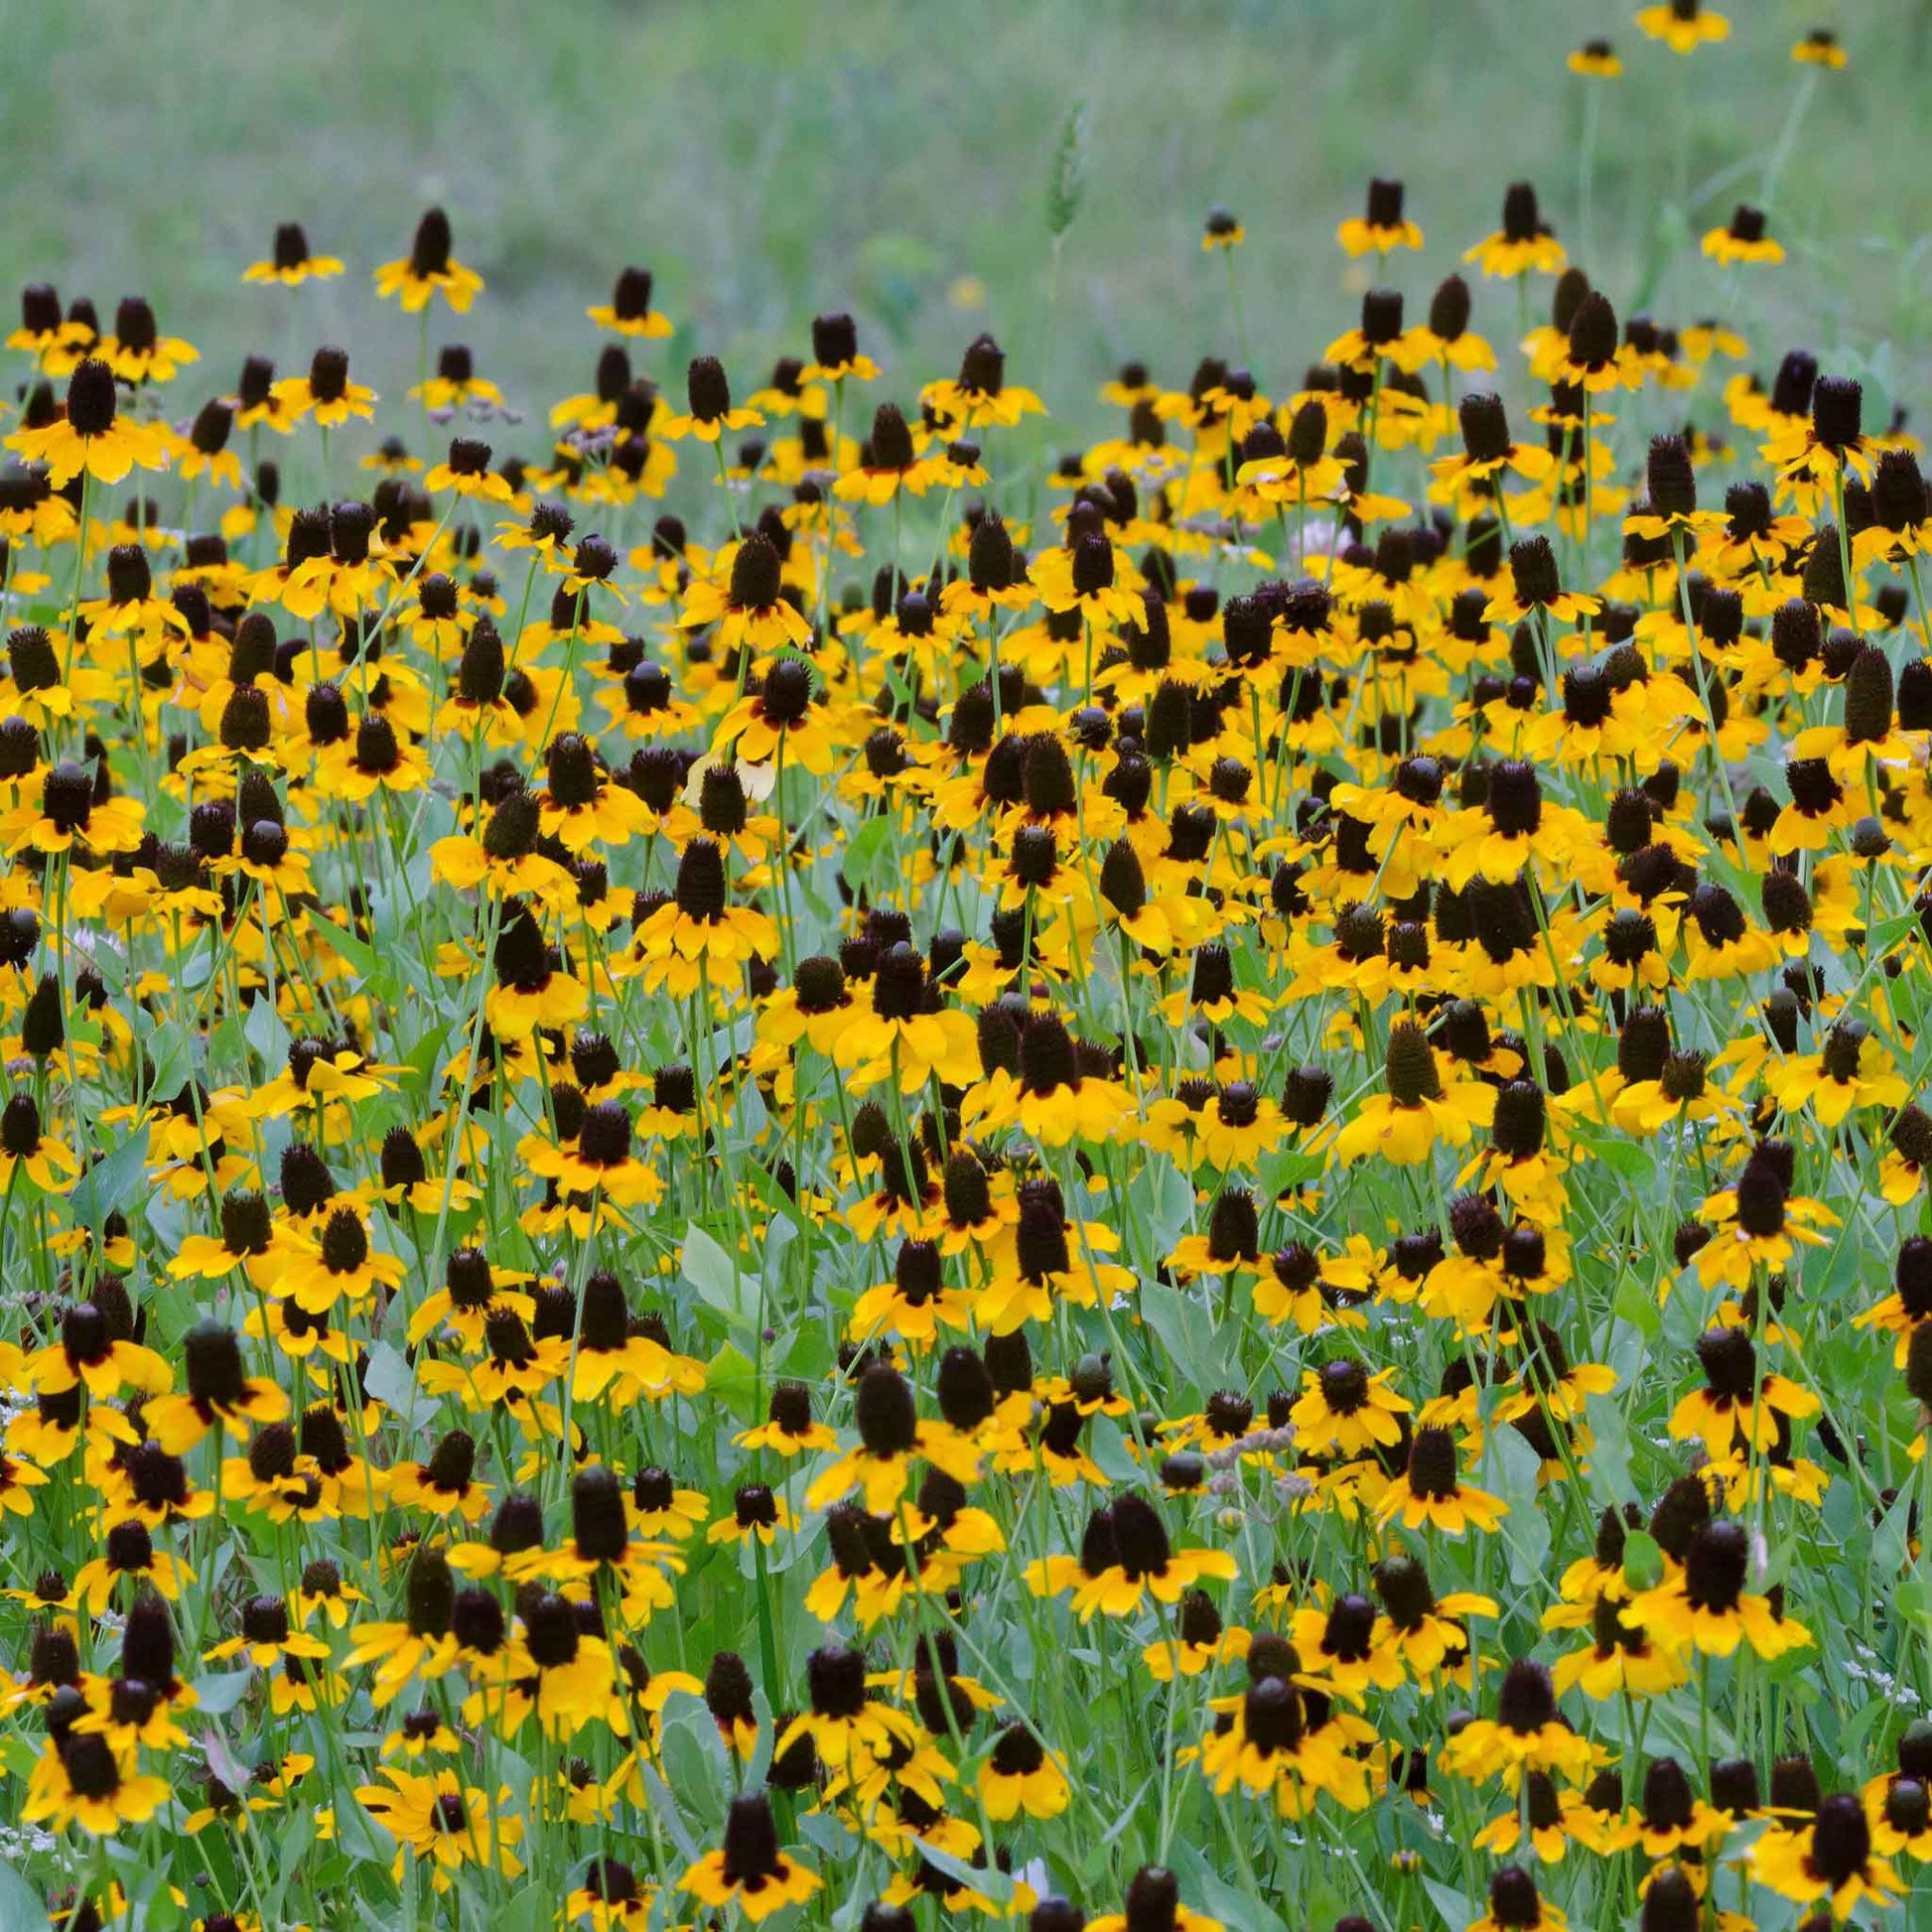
[4, 8, 1932, 1932]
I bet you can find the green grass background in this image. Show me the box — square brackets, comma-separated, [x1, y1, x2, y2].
[11, 0, 1931, 439]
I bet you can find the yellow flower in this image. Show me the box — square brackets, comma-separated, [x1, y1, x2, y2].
[588, 265, 673, 337]
[657, 353, 762, 443]
[5, 357, 172, 486]
[1337, 178, 1423, 255]
[1463, 184, 1567, 279]
[1703, 205, 1784, 266]
[1290, 1358, 1411, 1457]
[98, 296, 198, 382]
[424, 433, 515, 500]
[678, 532, 813, 651]
[1635, 2, 1729, 54]
[1375, 1426, 1508, 1535]
[243, 221, 345, 285]
[22, 1733, 171, 1836]
[1750, 1796, 1901, 1915]
[1625, 1520, 1812, 1659]
[979, 1721, 1071, 1819]
[1333, 1022, 1497, 1167]
[1568, 39, 1622, 76]
[920, 333, 1044, 430]
[355, 1766, 524, 1892]
[273, 346, 377, 428]
[680, 1795, 820, 1922]
[373, 207, 483, 313]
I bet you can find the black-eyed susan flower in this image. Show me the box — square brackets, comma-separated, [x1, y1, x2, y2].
[1337, 177, 1422, 256]
[1552, 291, 1631, 394]
[413, 343, 504, 413]
[1464, 1865, 1566, 1932]
[243, 222, 345, 286]
[1464, 183, 1565, 279]
[423, 433, 514, 501]
[356, 1765, 523, 1891]
[1704, 203, 1784, 267]
[23, 1301, 170, 1402]
[22, 1725, 171, 1837]
[921, 333, 1043, 430]
[658, 353, 761, 444]
[680, 1792, 819, 1922]
[589, 264, 672, 338]
[805, 1360, 980, 1514]
[142, 1318, 288, 1452]
[73, 1519, 194, 1612]
[6, 282, 85, 363]
[1289, 1354, 1410, 1457]
[1551, 1595, 1686, 1701]
[1200, 205, 1244, 251]
[1626, 1518, 1811, 1659]
[1376, 1424, 1507, 1535]
[1751, 1792, 1901, 1915]
[1028, 1492, 1237, 1619]
[836, 401, 938, 503]
[1333, 1021, 1496, 1166]
[373, 207, 483, 313]
[678, 529, 813, 650]
[1569, 39, 1622, 76]
[6, 356, 171, 486]
[1670, 1323, 1819, 1461]
[1442, 1658, 1595, 1785]
[273, 345, 376, 429]
[802, 310, 879, 385]
[1636, 1, 1728, 54]
[1088, 1867, 1220, 1932]
[98, 296, 197, 384]
[277, 1202, 408, 1314]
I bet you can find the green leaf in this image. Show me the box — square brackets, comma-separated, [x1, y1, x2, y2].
[1584, 1388, 1634, 1505]
[1087, 1414, 1144, 1484]
[1873, 1484, 1913, 1576]
[495, 1890, 552, 1932]
[1621, 1530, 1666, 1593]
[191, 1668, 254, 1716]
[304, 908, 379, 981]
[915, 1835, 1015, 1904]
[705, 1342, 761, 1424]
[243, 979, 291, 1064]
[745, 1155, 814, 1239]
[69, 1131, 149, 1229]
[1423, 1881, 1475, 1932]
[1044, 100, 1089, 238]
[634, 1760, 702, 1863]
[1490, 1423, 1551, 1587]
[1140, 1280, 1218, 1393]
[275, 1809, 316, 1883]
[1586, 1135, 1656, 1179]
[363, 1339, 435, 1430]
[1612, 1269, 1663, 1338]
[1143, 1160, 1197, 1257]
[401, 1021, 452, 1095]
[682, 1221, 759, 1329]
[1260, 1149, 1324, 1198]
[839, 814, 896, 898]
[1183, 1843, 1286, 1932]
[0, 1859, 44, 1932]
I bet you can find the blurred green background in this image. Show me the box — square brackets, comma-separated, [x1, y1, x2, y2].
[12, 0, 1930, 438]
